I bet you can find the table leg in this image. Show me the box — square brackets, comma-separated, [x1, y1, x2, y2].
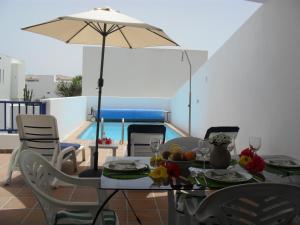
[113, 148, 116, 157]
[92, 190, 119, 225]
[90, 146, 95, 168]
[168, 190, 175, 225]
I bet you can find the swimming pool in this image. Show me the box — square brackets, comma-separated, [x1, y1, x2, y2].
[79, 122, 182, 141]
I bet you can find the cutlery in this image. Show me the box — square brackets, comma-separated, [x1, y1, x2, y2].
[190, 171, 201, 186]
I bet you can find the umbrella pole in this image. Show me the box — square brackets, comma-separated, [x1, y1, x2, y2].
[79, 25, 107, 177]
[94, 31, 106, 171]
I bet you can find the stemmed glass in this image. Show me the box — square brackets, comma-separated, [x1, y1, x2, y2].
[249, 136, 262, 153]
[150, 137, 161, 167]
[197, 140, 210, 170]
[227, 135, 238, 161]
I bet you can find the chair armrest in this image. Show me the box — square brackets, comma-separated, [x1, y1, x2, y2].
[50, 166, 101, 187]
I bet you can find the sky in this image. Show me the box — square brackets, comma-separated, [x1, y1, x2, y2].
[0, 0, 261, 76]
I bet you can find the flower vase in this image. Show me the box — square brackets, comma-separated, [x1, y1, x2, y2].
[209, 144, 231, 169]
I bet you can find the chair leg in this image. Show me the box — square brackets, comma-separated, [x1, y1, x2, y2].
[71, 151, 78, 172]
[3, 147, 20, 185]
[81, 148, 86, 161]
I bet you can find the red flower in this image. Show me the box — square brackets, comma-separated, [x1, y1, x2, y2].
[164, 162, 180, 178]
[240, 148, 255, 158]
[105, 138, 112, 145]
[245, 154, 265, 173]
[97, 137, 112, 145]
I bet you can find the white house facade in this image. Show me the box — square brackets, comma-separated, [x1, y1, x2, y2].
[0, 54, 25, 100]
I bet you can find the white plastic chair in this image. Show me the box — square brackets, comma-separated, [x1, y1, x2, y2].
[4, 114, 85, 185]
[184, 183, 300, 225]
[19, 150, 118, 225]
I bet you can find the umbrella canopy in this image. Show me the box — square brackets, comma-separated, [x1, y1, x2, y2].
[22, 7, 178, 177]
[22, 7, 177, 47]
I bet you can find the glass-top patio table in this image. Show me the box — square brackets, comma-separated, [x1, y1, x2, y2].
[99, 156, 203, 225]
[95, 155, 300, 225]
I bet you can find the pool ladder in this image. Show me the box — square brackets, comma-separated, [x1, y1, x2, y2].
[100, 117, 125, 145]
[121, 118, 125, 144]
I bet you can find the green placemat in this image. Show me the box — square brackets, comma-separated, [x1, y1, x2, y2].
[265, 164, 300, 176]
[189, 175, 259, 189]
[103, 166, 150, 180]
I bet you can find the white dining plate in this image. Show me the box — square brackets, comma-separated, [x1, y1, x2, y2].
[204, 170, 252, 183]
[265, 158, 300, 168]
[103, 160, 147, 172]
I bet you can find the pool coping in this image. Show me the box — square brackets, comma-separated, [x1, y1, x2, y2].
[65, 121, 187, 143]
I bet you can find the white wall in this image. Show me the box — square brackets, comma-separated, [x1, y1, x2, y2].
[0, 55, 12, 99]
[26, 75, 58, 100]
[43, 96, 87, 140]
[82, 47, 207, 98]
[171, 0, 300, 159]
[0, 134, 19, 150]
[10, 59, 25, 99]
[86, 96, 171, 113]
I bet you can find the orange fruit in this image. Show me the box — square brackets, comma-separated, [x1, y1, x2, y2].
[183, 151, 196, 161]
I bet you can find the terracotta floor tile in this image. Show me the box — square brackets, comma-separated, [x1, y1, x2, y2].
[0, 187, 22, 197]
[109, 190, 125, 199]
[17, 187, 35, 197]
[71, 188, 98, 202]
[127, 221, 162, 225]
[159, 210, 168, 224]
[0, 196, 10, 208]
[155, 198, 168, 209]
[3, 196, 37, 209]
[127, 209, 160, 222]
[126, 191, 154, 199]
[51, 186, 74, 200]
[129, 198, 156, 209]
[114, 209, 127, 222]
[108, 198, 127, 210]
[0, 209, 29, 225]
[22, 209, 46, 225]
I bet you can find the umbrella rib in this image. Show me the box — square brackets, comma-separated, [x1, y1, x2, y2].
[146, 28, 179, 46]
[22, 18, 62, 30]
[86, 22, 102, 34]
[107, 25, 125, 35]
[96, 22, 104, 33]
[107, 24, 117, 34]
[117, 25, 133, 48]
[66, 23, 90, 43]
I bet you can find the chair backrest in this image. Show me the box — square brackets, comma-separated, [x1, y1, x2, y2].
[19, 150, 60, 224]
[127, 124, 166, 156]
[185, 183, 300, 225]
[204, 126, 240, 140]
[159, 136, 200, 152]
[17, 114, 60, 162]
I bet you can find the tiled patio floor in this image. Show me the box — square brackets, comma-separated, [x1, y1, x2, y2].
[0, 146, 169, 225]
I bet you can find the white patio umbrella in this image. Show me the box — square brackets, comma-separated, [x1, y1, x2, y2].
[22, 7, 178, 177]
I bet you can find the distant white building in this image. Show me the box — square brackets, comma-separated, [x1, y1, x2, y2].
[25, 74, 73, 100]
[0, 54, 25, 100]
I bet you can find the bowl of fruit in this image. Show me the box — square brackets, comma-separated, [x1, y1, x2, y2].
[161, 144, 196, 176]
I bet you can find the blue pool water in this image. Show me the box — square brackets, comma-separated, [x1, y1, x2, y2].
[79, 122, 181, 141]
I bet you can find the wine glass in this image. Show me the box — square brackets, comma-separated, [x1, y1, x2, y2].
[197, 140, 210, 170]
[227, 135, 238, 161]
[150, 137, 161, 167]
[249, 136, 261, 152]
